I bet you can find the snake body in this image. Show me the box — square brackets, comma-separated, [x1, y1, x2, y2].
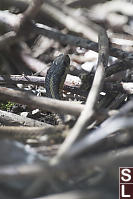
[45, 54, 70, 100]
[45, 54, 70, 123]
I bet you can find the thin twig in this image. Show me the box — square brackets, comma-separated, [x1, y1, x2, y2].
[18, 53, 48, 75]
[0, 31, 18, 49]
[54, 28, 109, 161]
[0, 110, 50, 127]
[16, 0, 44, 33]
[23, 0, 44, 20]
[0, 75, 45, 86]
[105, 60, 132, 77]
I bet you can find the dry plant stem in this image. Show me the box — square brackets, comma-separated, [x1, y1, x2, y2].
[35, 23, 98, 50]
[18, 53, 48, 75]
[0, 145, 132, 186]
[0, 87, 83, 116]
[0, 9, 133, 66]
[95, 94, 127, 126]
[23, 0, 44, 19]
[106, 94, 127, 110]
[105, 61, 132, 77]
[0, 75, 82, 96]
[42, 1, 98, 41]
[17, 0, 44, 31]
[66, 99, 133, 158]
[54, 28, 109, 161]
[0, 0, 44, 48]
[0, 10, 133, 66]
[0, 163, 47, 179]
[0, 110, 50, 127]
[0, 31, 18, 49]
[0, 75, 45, 86]
[0, 126, 63, 140]
[0, 147, 132, 199]
[35, 23, 133, 65]
[103, 99, 133, 125]
[69, 116, 133, 158]
[1, 75, 133, 94]
[89, 0, 133, 21]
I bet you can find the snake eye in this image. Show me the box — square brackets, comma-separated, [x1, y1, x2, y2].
[53, 54, 64, 65]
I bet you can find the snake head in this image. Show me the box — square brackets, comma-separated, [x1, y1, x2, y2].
[53, 54, 70, 69]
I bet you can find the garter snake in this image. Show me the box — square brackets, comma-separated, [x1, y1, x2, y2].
[45, 54, 70, 100]
[45, 54, 70, 123]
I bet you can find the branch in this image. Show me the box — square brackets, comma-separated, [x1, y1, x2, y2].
[69, 116, 133, 158]
[0, 110, 50, 127]
[35, 23, 133, 65]
[0, 87, 83, 116]
[23, 0, 44, 20]
[41, 0, 98, 41]
[54, 28, 109, 161]
[0, 31, 18, 49]
[0, 125, 64, 141]
[65, 98, 133, 158]
[0, 0, 44, 48]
